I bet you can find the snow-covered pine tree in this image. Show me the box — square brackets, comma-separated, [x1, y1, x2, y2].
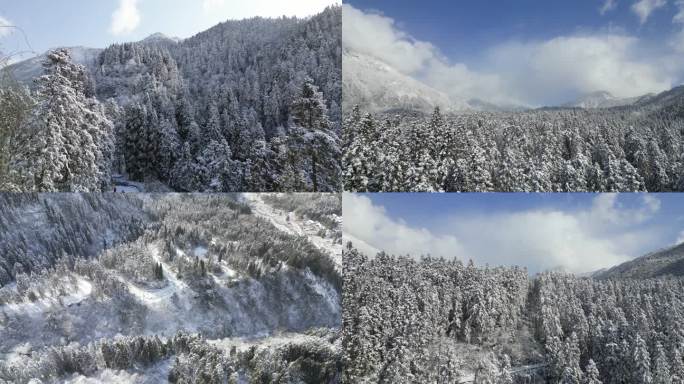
[288, 78, 341, 192]
[584, 359, 603, 384]
[13, 49, 112, 191]
[633, 334, 653, 384]
[672, 348, 684, 384]
[653, 342, 672, 384]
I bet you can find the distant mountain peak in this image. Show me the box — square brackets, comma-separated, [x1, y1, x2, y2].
[563, 90, 625, 109]
[586, 90, 614, 98]
[142, 32, 181, 43]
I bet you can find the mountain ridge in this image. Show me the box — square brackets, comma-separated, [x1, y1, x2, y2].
[342, 48, 465, 114]
[560, 90, 658, 109]
[596, 242, 684, 279]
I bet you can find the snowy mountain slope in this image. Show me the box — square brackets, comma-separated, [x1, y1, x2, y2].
[0, 194, 148, 286]
[562, 90, 649, 109]
[634, 84, 684, 109]
[560, 86, 684, 110]
[5, 46, 102, 86]
[342, 232, 380, 258]
[343, 49, 468, 113]
[596, 242, 684, 279]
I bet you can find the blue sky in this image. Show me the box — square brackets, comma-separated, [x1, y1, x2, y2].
[347, 0, 675, 61]
[343, 0, 684, 106]
[0, 0, 339, 62]
[344, 193, 684, 274]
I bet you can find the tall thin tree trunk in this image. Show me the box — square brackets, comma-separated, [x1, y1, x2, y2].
[312, 151, 318, 192]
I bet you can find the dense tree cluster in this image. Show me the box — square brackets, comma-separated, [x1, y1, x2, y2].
[0, 77, 33, 181]
[533, 273, 684, 384]
[0, 330, 340, 383]
[0, 193, 146, 286]
[237, 330, 341, 383]
[149, 194, 341, 290]
[100, 239, 160, 285]
[342, 246, 529, 383]
[344, 104, 684, 192]
[2, 49, 113, 191]
[0, 6, 341, 192]
[343, 244, 684, 383]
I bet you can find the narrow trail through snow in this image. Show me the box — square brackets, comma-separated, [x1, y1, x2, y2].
[124, 243, 190, 306]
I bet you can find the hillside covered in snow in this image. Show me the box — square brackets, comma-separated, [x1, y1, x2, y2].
[342, 49, 463, 114]
[596, 241, 684, 280]
[0, 193, 342, 383]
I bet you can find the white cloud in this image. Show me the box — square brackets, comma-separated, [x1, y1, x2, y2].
[675, 0, 684, 22]
[676, 230, 684, 245]
[343, 4, 673, 107]
[580, 193, 660, 229]
[110, 0, 141, 36]
[342, 4, 436, 74]
[344, 194, 662, 274]
[670, 1, 684, 52]
[0, 15, 13, 37]
[451, 194, 662, 273]
[670, 29, 684, 52]
[342, 4, 515, 105]
[343, 194, 464, 260]
[454, 211, 630, 273]
[203, 0, 225, 12]
[488, 34, 671, 103]
[600, 0, 618, 15]
[631, 0, 667, 24]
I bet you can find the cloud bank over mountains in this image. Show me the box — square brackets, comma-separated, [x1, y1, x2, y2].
[344, 194, 670, 274]
[343, 2, 684, 107]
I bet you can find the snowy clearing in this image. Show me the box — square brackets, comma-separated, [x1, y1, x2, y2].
[124, 243, 190, 307]
[209, 332, 327, 353]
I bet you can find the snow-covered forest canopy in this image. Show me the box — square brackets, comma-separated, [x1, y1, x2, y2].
[0, 5, 341, 192]
[0, 193, 342, 383]
[343, 92, 684, 192]
[343, 245, 684, 383]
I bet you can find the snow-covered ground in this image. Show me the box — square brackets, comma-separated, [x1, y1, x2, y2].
[124, 243, 193, 316]
[304, 268, 340, 315]
[112, 174, 144, 193]
[63, 359, 172, 384]
[243, 194, 342, 269]
[0, 278, 92, 317]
